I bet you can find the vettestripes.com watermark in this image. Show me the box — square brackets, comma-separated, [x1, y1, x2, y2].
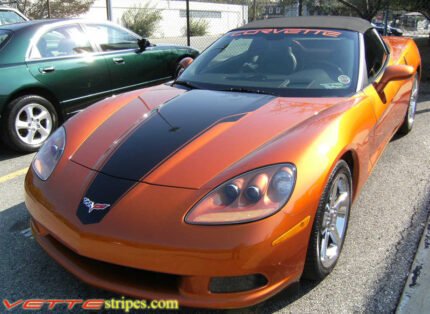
[3, 297, 179, 312]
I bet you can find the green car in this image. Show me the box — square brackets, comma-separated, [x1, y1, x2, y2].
[0, 19, 199, 152]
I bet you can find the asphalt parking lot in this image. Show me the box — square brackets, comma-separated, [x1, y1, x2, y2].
[1, 83, 430, 313]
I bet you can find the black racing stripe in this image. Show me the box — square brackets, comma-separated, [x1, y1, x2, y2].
[101, 90, 273, 181]
[77, 173, 134, 225]
[77, 90, 274, 224]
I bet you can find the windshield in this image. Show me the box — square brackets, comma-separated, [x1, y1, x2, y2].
[0, 30, 11, 48]
[179, 28, 359, 97]
[0, 10, 25, 25]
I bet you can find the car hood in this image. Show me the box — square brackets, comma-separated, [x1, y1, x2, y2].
[71, 87, 346, 189]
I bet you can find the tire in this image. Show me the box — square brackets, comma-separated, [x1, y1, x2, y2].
[1, 95, 58, 153]
[303, 160, 352, 281]
[398, 74, 419, 135]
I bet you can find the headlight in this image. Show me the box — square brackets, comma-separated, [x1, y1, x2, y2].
[32, 127, 66, 181]
[185, 164, 296, 225]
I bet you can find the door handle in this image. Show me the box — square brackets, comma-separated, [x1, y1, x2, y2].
[113, 57, 125, 64]
[38, 66, 55, 74]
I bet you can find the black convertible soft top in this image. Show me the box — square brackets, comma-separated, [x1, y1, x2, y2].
[234, 16, 372, 34]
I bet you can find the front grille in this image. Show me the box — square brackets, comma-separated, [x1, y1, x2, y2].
[45, 234, 180, 294]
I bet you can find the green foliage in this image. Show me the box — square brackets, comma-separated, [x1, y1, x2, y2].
[186, 19, 209, 37]
[121, 4, 162, 38]
[334, 0, 390, 21]
[16, 0, 95, 19]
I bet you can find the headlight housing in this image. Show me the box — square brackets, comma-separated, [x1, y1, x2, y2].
[185, 164, 296, 225]
[32, 127, 66, 181]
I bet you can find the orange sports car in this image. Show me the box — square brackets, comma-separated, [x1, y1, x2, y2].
[25, 16, 421, 309]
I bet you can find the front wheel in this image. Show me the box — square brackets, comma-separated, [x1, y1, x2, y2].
[1, 95, 58, 153]
[303, 160, 352, 281]
[398, 74, 419, 135]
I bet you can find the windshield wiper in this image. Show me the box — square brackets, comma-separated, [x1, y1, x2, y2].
[173, 80, 200, 90]
[220, 87, 276, 96]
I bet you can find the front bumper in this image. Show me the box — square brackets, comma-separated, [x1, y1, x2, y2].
[25, 161, 313, 309]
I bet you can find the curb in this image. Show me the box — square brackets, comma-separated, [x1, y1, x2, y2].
[396, 212, 430, 313]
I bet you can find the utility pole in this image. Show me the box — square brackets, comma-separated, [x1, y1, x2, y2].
[383, 5, 389, 36]
[106, 0, 112, 21]
[252, 0, 257, 21]
[47, 0, 51, 18]
[297, 0, 302, 16]
[186, 0, 190, 46]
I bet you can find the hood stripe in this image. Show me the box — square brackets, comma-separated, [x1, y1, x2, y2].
[77, 90, 274, 224]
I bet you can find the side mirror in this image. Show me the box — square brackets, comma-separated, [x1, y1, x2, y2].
[176, 57, 194, 78]
[179, 57, 193, 70]
[137, 38, 151, 52]
[374, 65, 414, 95]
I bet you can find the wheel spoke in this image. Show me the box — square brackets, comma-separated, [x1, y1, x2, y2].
[329, 177, 339, 207]
[333, 192, 348, 215]
[16, 120, 29, 130]
[35, 110, 49, 121]
[25, 129, 36, 143]
[320, 229, 330, 261]
[24, 105, 35, 120]
[330, 227, 341, 246]
[38, 126, 50, 138]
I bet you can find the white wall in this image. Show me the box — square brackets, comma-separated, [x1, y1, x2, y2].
[79, 0, 248, 38]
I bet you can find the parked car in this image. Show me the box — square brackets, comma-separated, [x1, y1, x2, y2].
[0, 19, 199, 152]
[372, 22, 403, 36]
[25, 16, 420, 309]
[0, 6, 28, 25]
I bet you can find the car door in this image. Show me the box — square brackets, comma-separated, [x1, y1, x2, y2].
[362, 29, 404, 165]
[27, 24, 111, 114]
[83, 23, 172, 92]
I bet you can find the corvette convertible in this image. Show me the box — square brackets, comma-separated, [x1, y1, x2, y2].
[25, 17, 421, 308]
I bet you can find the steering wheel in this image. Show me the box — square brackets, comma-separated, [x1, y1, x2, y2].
[240, 62, 259, 73]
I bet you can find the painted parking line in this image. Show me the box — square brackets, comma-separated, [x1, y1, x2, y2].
[0, 167, 28, 184]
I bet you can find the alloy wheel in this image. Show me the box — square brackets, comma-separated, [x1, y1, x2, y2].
[15, 103, 53, 145]
[320, 172, 351, 268]
[407, 76, 419, 127]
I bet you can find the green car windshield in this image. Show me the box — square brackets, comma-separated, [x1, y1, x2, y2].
[179, 28, 359, 97]
[0, 30, 11, 48]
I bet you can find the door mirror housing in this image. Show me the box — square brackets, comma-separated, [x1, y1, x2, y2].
[137, 38, 151, 52]
[178, 57, 194, 72]
[374, 65, 414, 95]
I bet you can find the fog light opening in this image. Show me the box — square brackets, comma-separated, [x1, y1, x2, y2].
[209, 274, 268, 293]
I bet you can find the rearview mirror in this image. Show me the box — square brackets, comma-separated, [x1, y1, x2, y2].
[374, 65, 414, 95]
[137, 38, 151, 52]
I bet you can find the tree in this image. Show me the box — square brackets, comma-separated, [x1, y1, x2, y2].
[335, 0, 390, 21]
[16, 0, 94, 20]
[121, 4, 162, 38]
[306, 0, 355, 16]
[185, 19, 209, 37]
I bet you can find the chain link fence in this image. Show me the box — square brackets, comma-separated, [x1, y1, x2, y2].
[79, 0, 429, 51]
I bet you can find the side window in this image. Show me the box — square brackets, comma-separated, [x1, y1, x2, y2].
[0, 11, 25, 25]
[85, 25, 138, 51]
[30, 25, 93, 59]
[364, 29, 387, 82]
